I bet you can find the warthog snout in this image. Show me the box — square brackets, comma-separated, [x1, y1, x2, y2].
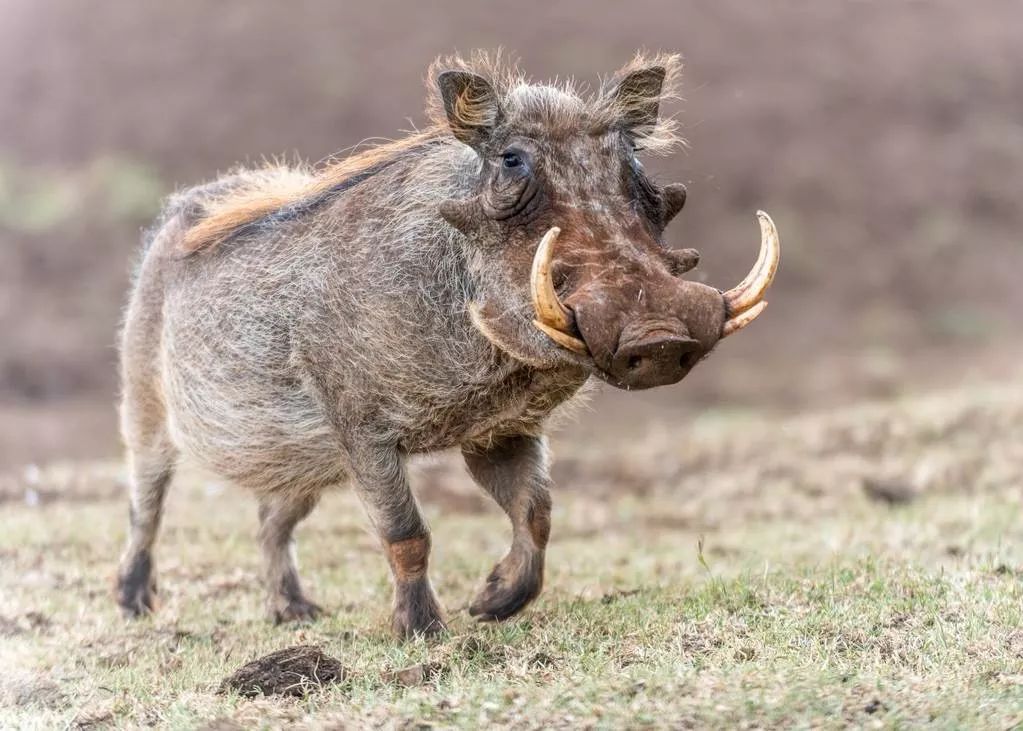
[530, 211, 781, 389]
[606, 327, 701, 389]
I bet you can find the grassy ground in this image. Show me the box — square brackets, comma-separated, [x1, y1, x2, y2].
[2, 384, 1022, 728]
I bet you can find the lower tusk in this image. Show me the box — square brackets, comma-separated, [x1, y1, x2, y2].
[533, 319, 589, 354]
[722, 300, 768, 338]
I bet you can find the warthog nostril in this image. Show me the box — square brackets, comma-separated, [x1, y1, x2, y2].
[609, 333, 701, 390]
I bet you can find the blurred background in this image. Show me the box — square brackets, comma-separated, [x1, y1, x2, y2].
[1, 0, 1021, 468]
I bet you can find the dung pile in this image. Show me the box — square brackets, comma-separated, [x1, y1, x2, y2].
[218, 645, 346, 698]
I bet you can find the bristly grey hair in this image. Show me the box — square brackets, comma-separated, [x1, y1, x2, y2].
[427, 49, 685, 154]
[115, 50, 731, 638]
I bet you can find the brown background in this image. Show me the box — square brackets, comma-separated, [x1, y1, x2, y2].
[1, 0, 1021, 467]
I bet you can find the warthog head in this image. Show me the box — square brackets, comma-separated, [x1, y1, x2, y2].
[436, 54, 778, 389]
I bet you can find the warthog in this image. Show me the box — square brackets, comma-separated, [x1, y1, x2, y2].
[115, 52, 779, 637]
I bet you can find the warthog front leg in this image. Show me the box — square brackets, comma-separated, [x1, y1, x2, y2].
[462, 434, 552, 621]
[350, 443, 446, 639]
[258, 491, 322, 624]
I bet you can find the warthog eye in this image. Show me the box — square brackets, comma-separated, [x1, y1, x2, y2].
[484, 146, 537, 221]
[502, 152, 523, 169]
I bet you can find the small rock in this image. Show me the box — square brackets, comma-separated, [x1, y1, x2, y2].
[601, 589, 640, 604]
[528, 651, 558, 669]
[862, 477, 915, 506]
[734, 646, 757, 662]
[71, 707, 114, 729]
[383, 662, 442, 687]
[864, 698, 885, 714]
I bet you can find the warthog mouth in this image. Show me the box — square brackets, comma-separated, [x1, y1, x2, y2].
[529, 211, 781, 357]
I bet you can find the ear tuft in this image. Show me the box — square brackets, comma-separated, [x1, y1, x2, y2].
[600, 52, 684, 155]
[614, 66, 667, 130]
[436, 70, 503, 150]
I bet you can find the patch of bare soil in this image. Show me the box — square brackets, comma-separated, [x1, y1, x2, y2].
[327, 381, 1023, 523]
[218, 645, 347, 698]
[0, 611, 51, 637]
[8, 384, 1018, 524]
[549, 384, 1023, 523]
[4, 677, 65, 709]
[0, 461, 124, 505]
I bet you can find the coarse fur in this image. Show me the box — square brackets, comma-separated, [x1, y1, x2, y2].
[116, 51, 735, 637]
[180, 51, 684, 255]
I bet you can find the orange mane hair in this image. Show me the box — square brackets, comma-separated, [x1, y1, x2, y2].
[180, 127, 445, 253]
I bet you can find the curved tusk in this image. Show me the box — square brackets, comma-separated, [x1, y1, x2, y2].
[723, 211, 780, 316]
[532, 319, 589, 354]
[530, 227, 574, 332]
[722, 300, 768, 338]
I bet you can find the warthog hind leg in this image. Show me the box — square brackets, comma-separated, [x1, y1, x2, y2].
[462, 434, 552, 621]
[116, 437, 176, 618]
[258, 491, 323, 623]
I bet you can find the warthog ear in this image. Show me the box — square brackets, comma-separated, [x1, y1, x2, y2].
[601, 54, 682, 154]
[611, 65, 667, 131]
[436, 70, 503, 151]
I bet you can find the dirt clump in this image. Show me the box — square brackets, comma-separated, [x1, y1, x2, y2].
[0, 610, 51, 636]
[218, 645, 346, 698]
[5, 677, 65, 709]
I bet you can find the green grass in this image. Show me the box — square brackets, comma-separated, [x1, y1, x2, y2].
[2, 386, 1023, 728]
[0, 156, 163, 234]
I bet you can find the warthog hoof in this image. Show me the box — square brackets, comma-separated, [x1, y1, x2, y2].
[116, 581, 157, 618]
[271, 597, 324, 625]
[116, 551, 157, 618]
[391, 580, 447, 639]
[469, 552, 543, 622]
